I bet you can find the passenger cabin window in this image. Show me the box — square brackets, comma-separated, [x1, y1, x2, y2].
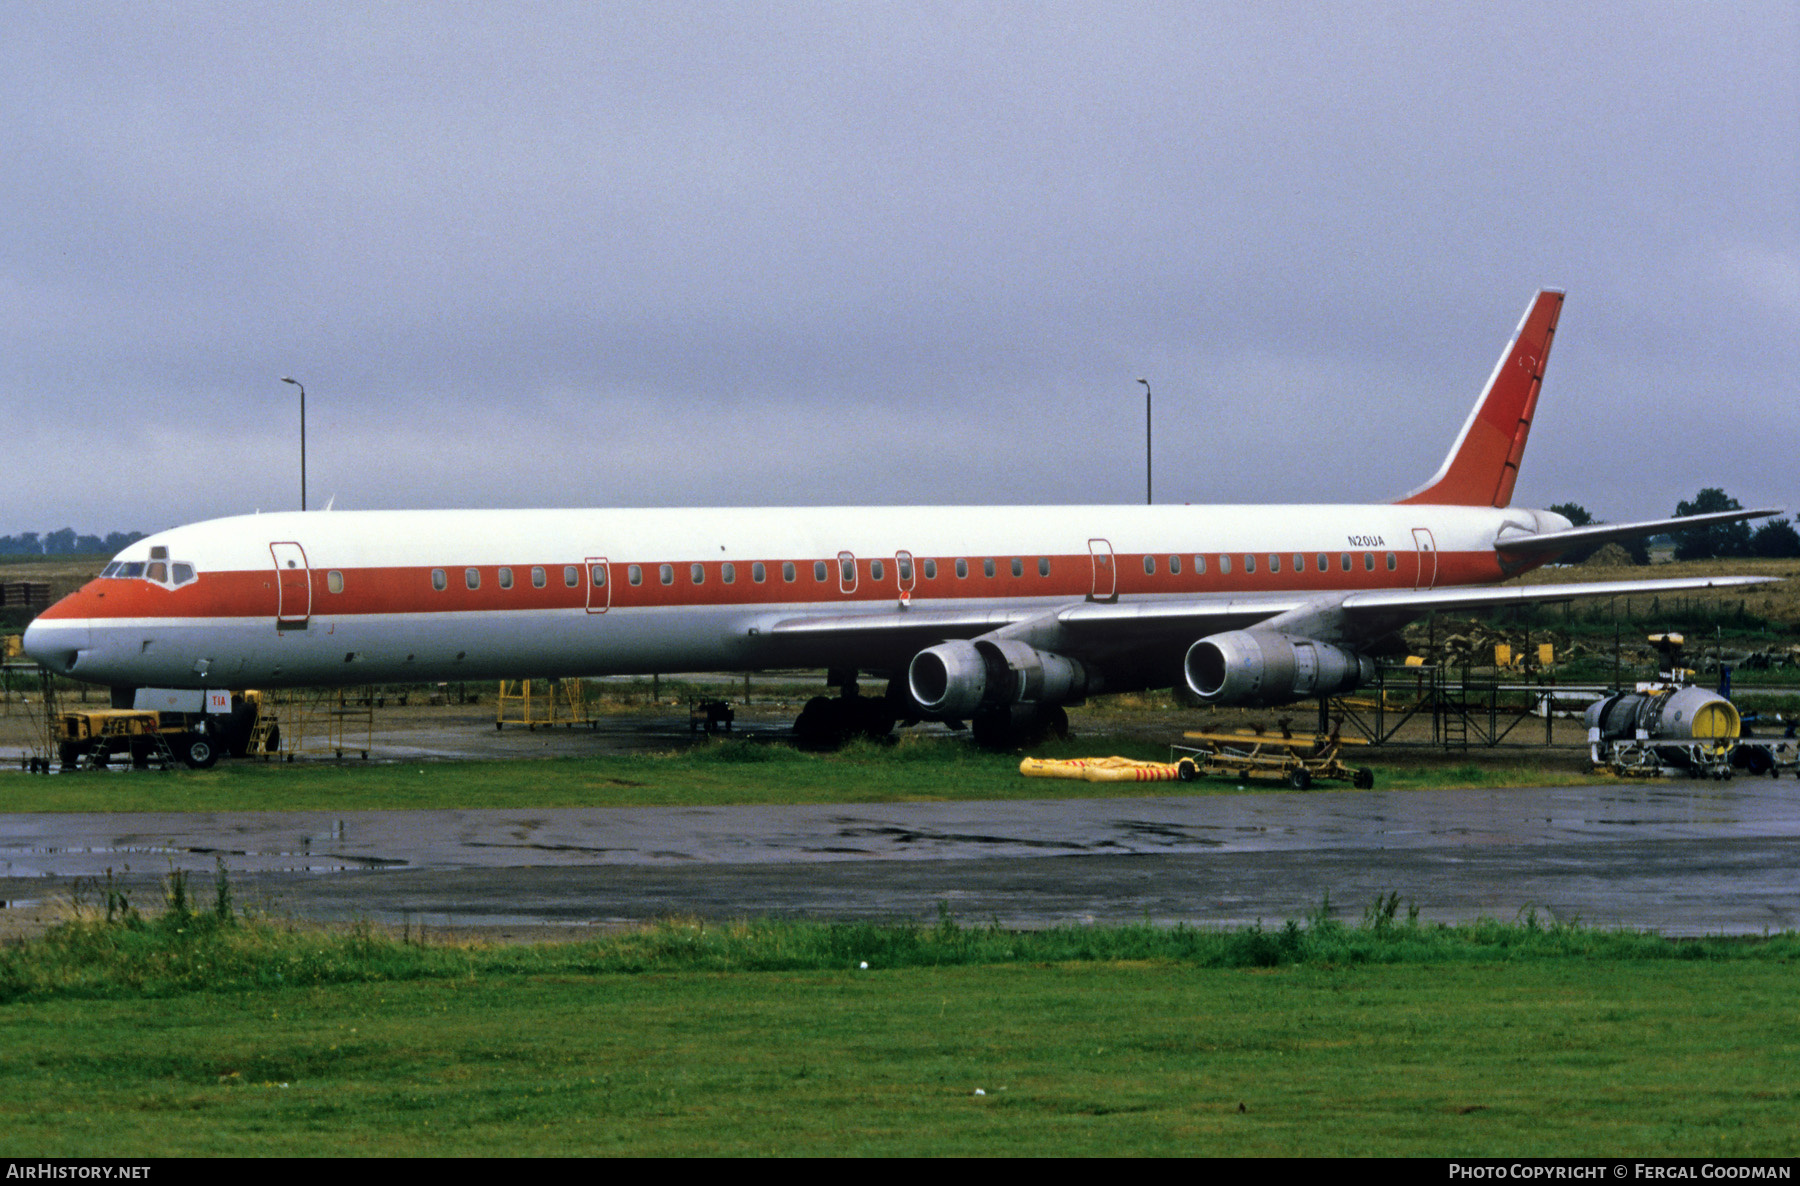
[432, 568, 447, 591]
[660, 564, 674, 586]
[1341, 553, 1352, 572]
[924, 559, 938, 579]
[564, 566, 579, 588]
[1038, 558, 1050, 577]
[814, 561, 828, 582]
[1011, 558, 1023, 578]
[983, 559, 996, 578]
[955, 559, 968, 579]
[1168, 556, 1180, 575]
[1270, 554, 1281, 573]
[782, 562, 796, 583]
[1364, 553, 1375, 571]
[1386, 552, 1398, 571]
[1219, 556, 1231, 575]
[592, 565, 607, 587]
[1244, 555, 1256, 574]
[839, 557, 854, 583]
[1143, 555, 1155, 576]
[531, 566, 547, 588]
[465, 568, 480, 590]
[751, 562, 766, 583]
[1193, 555, 1206, 574]
[722, 562, 736, 584]
[690, 563, 704, 584]
[871, 559, 884, 581]
[1317, 554, 1328, 573]
[897, 557, 911, 581]
[629, 565, 643, 585]
[1294, 553, 1306, 573]
[327, 570, 344, 594]
[498, 567, 513, 590]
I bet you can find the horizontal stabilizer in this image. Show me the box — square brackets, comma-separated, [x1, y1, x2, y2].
[1496, 507, 1783, 555]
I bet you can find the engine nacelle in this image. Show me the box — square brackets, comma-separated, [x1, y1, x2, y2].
[1584, 685, 1740, 744]
[908, 639, 1093, 718]
[1184, 629, 1374, 707]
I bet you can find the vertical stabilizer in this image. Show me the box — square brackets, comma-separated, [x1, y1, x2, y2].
[1397, 288, 1564, 507]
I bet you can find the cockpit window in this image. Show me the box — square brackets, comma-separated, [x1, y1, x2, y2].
[104, 558, 197, 586]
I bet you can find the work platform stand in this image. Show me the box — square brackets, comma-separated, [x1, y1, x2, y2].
[274, 687, 374, 760]
[1330, 663, 1601, 749]
[6, 666, 60, 772]
[495, 679, 595, 730]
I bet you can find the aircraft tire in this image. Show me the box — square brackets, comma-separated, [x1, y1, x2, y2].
[793, 696, 843, 750]
[182, 731, 220, 770]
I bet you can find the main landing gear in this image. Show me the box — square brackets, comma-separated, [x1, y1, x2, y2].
[789, 670, 1071, 750]
[792, 671, 900, 749]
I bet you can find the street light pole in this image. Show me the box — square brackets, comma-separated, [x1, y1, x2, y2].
[1137, 378, 1152, 505]
[280, 376, 306, 511]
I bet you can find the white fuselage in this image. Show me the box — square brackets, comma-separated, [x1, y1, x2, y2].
[25, 502, 1547, 691]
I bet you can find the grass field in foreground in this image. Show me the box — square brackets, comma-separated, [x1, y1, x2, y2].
[2, 899, 1796, 1157]
[0, 733, 1615, 813]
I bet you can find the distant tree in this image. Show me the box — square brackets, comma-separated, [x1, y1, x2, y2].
[102, 531, 146, 552]
[1751, 518, 1800, 559]
[42, 528, 77, 555]
[1547, 502, 1592, 527]
[0, 532, 42, 556]
[1545, 502, 1598, 562]
[1673, 488, 1753, 560]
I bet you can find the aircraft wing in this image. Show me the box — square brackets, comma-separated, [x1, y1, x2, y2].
[1336, 574, 1779, 617]
[1496, 507, 1782, 555]
[760, 575, 1778, 655]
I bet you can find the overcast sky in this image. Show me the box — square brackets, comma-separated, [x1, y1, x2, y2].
[3, 1, 1795, 537]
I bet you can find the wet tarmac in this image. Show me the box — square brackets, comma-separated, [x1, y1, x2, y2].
[3, 778, 1797, 936]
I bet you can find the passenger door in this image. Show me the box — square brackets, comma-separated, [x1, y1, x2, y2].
[270, 541, 311, 629]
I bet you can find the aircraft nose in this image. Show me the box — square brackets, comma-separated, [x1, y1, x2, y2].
[21, 616, 90, 676]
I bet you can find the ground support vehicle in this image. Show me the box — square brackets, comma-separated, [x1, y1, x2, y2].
[55, 708, 208, 770]
[1171, 725, 1375, 790]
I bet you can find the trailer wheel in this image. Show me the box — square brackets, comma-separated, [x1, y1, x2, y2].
[1287, 767, 1312, 791]
[182, 732, 220, 769]
[1353, 767, 1375, 790]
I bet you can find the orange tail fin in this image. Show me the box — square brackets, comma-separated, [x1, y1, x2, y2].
[1397, 288, 1564, 508]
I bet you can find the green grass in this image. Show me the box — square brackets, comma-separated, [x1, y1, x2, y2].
[1, 733, 1614, 812]
[2, 892, 1796, 1156]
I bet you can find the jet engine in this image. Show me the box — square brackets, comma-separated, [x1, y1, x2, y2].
[1584, 684, 1742, 776]
[1184, 630, 1374, 707]
[1584, 685, 1740, 745]
[908, 639, 1094, 718]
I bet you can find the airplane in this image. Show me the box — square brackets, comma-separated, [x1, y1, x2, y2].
[23, 288, 1780, 760]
